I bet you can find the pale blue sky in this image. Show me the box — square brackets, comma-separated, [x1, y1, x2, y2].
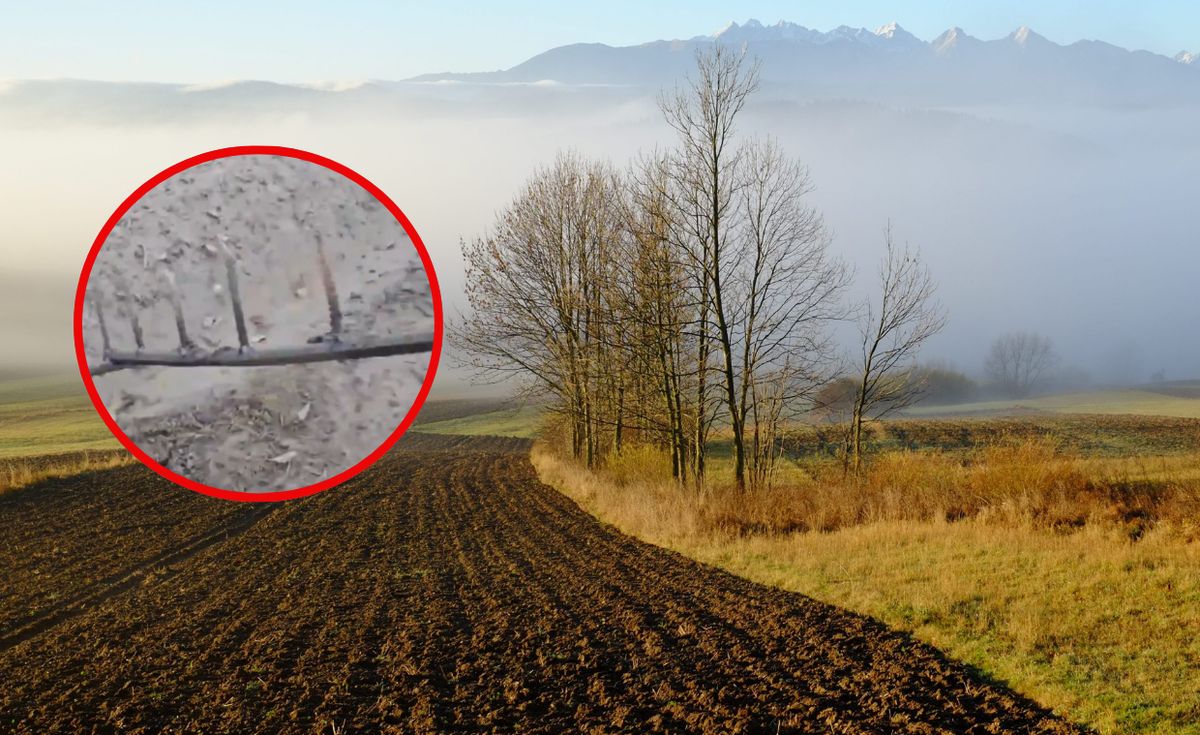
[4, 1, 1197, 82]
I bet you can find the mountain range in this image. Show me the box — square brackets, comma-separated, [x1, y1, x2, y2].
[406, 20, 1199, 106]
[0, 19, 1196, 122]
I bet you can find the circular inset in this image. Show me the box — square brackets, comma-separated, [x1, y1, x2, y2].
[74, 146, 442, 501]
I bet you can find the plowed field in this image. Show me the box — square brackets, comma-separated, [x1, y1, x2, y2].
[0, 434, 1081, 733]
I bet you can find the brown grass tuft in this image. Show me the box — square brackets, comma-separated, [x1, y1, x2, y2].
[539, 437, 1200, 542]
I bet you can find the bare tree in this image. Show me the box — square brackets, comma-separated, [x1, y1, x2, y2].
[651, 45, 851, 491]
[619, 151, 698, 482]
[659, 43, 760, 490]
[984, 332, 1059, 398]
[736, 138, 848, 487]
[458, 47, 855, 492]
[849, 227, 946, 473]
[455, 151, 624, 467]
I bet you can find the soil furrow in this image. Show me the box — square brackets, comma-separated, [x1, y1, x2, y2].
[0, 435, 1084, 734]
[0, 503, 275, 652]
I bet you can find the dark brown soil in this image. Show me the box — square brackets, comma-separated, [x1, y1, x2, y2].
[0, 434, 1083, 733]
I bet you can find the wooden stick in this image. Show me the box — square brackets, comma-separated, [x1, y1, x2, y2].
[94, 296, 112, 358]
[129, 309, 144, 351]
[313, 230, 343, 337]
[118, 291, 145, 351]
[161, 269, 194, 352]
[220, 240, 251, 352]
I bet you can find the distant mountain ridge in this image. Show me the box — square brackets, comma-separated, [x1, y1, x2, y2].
[407, 19, 1199, 106]
[703, 19, 1190, 56]
[0, 19, 1196, 120]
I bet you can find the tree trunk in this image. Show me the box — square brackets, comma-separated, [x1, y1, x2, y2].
[851, 392, 866, 475]
[614, 384, 625, 455]
[711, 269, 746, 490]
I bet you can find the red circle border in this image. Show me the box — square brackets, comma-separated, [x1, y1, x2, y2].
[73, 145, 443, 502]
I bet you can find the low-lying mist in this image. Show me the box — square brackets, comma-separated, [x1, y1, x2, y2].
[2, 82, 1196, 393]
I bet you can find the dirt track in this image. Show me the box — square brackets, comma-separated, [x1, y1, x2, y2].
[0, 434, 1081, 733]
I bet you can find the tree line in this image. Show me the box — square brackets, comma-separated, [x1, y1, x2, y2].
[818, 331, 1066, 417]
[457, 46, 945, 490]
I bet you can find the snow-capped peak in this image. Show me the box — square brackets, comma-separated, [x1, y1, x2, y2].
[931, 26, 982, 55]
[1009, 25, 1050, 47]
[712, 19, 824, 44]
[874, 22, 901, 38]
[873, 21, 923, 48]
[714, 20, 739, 37]
[826, 25, 874, 43]
[1176, 50, 1198, 65]
[933, 27, 963, 51]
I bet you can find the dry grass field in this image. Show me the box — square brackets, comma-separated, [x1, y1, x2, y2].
[535, 412, 1200, 734]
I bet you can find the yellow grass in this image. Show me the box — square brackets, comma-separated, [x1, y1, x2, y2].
[534, 444, 1200, 734]
[0, 375, 130, 493]
[706, 524, 1200, 734]
[0, 449, 133, 494]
